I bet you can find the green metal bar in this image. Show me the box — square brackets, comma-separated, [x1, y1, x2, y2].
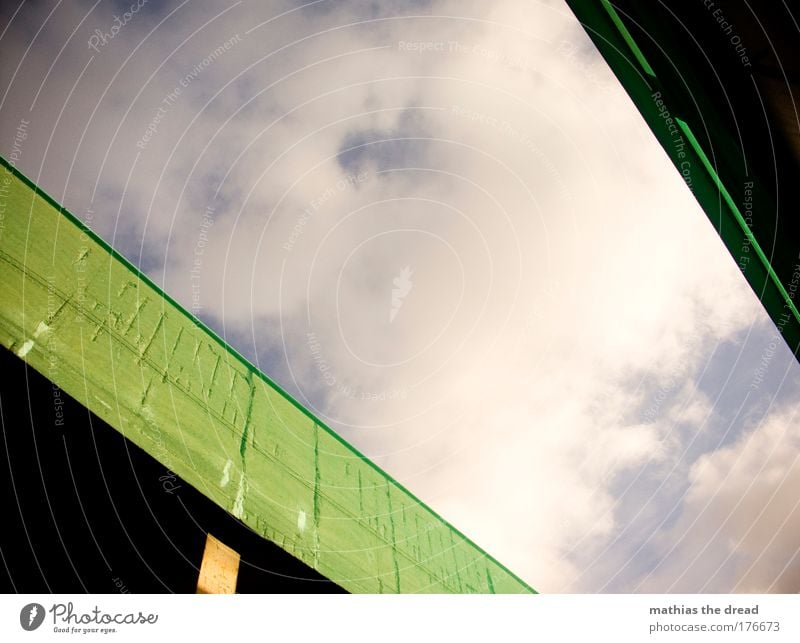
[677, 118, 800, 329]
[566, 0, 800, 358]
[0, 157, 535, 594]
[599, 0, 656, 78]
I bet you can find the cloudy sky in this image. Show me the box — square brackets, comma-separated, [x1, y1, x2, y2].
[2, 0, 799, 593]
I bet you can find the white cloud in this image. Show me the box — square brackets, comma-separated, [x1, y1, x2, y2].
[640, 402, 800, 593]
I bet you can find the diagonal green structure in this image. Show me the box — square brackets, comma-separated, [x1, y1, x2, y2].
[0, 157, 534, 594]
[566, 0, 800, 361]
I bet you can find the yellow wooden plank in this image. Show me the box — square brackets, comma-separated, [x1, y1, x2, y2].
[197, 533, 240, 594]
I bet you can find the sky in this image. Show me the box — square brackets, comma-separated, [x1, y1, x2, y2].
[1, 0, 799, 593]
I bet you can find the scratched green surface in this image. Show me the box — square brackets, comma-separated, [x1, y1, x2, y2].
[0, 159, 534, 594]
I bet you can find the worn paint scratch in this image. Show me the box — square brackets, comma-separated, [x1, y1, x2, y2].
[357, 469, 364, 513]
[138, 377, 154, 406]
[209, 353, 221, 393]
[122, 297, 148, 335]
[313, 423, 321, 527]
[33, 321, 50, 338]
[46, 296, 70, 324]
[116, 280, 135, 298]
[486, 569, 496, 594]
[386, 482, 401, 593]
[232, 472, 247, 519]
[72, 247, 90, 265]
[169, 326, 183, 358]
[220, 459, 232, 488]
[90, 322, 103, 342]
[239, 370, 255, 459]
[17, 339, 34, 357]
[137, 312, 164, 362]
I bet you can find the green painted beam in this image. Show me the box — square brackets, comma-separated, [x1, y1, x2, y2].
[0, 157, 534, 594]
[566, 0, 800, 360]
